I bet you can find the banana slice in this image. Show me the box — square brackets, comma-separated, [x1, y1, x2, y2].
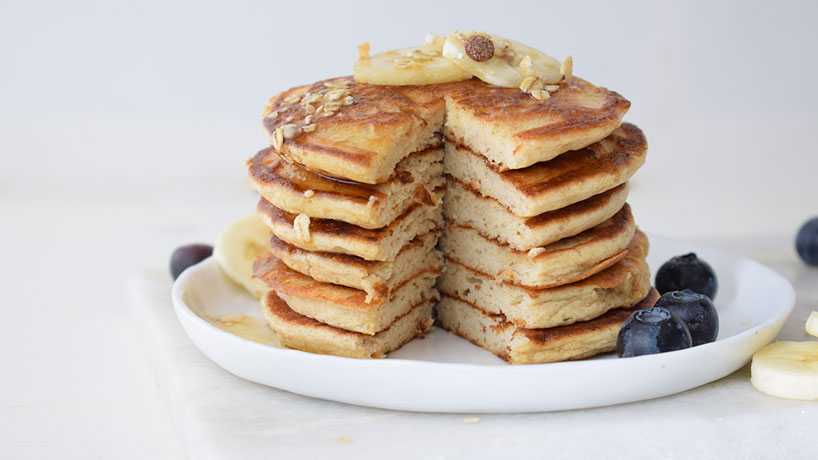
[214, 214, 272, 299]
[807, 311, 818, 338]
[751, 341, 818, 400]
[442, 31, 562, 88]
[353, 37, 471, 86]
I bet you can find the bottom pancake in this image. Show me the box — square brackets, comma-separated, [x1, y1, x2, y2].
[436, 289, 660, 364]
[262, 291, 434, 359]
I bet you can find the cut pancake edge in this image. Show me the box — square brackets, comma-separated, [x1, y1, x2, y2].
[436, 288, 659, 364]
[439, 204, 637, 288]
[262, 290, 436, 359]
[442, 122, 646, 217]
[256, 186, 444, 261]
[436, 230, 651, 329]
[253, 253, 442, 307]
[444, 176, 630, 250]
[441, 77, 632, 170]
[268, 229, 442, 298]
[248, 145, 445, 229]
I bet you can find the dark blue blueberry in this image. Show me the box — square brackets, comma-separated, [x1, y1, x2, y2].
[616, 307, 692, 357]
[796, 217, 818, 266]
[654, 289, 719, 346]
[170, 244, 213, 280]
[655, 253, 718, 299]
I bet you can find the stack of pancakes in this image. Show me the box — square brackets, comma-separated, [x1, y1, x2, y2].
[436, 79, 655, 364]
[249, 75, 656, 363]
[248, 79, 448, 358]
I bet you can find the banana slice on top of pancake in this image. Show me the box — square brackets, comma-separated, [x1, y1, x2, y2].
[353, 34, 471, 86]
[353, 31, 572, 92]
[442, 31, 565, 89]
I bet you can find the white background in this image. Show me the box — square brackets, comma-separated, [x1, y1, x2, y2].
[3, 0, 817, 238]
[1, 1, 817, 458]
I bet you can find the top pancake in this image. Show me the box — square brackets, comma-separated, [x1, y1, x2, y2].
[262, 77, 445, 184]
[441, 77, 630, 170]
[259, 76, 630, 183]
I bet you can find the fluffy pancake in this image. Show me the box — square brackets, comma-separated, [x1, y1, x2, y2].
[262, 291, 435, 359]
[256, 184, 443, 261]
[259, 76, 630, 183]
[441, 77, 630, 170]
[443, 123, 646, 217]
[436, 289, 660, 364]
[254, 255, 440, 335]
[444, 177, 628, 251]
[262, 77, 445, 184]
[248, 146, 445, 229]
[268, 230, 442, 300]
[439, 204, 636, 288]
[437, 230, 650, 329]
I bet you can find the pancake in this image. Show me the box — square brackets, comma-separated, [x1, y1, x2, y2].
[269, 230, 442, 300]
[254, 255, 440, 335]
[256, 184, 444, 261]
[436, 289, 659, 364]
[259, 76, 630, 183]
[262, 77, 445, 184]
[444, 177, 628, 251]
[262, 291, 435, 359]
[441, 77, 630, 170]
[439, 204, 636, 288]
[443, 123, 646, 217]
[248, 146, 445, 229]
[437, 230, 650, 329]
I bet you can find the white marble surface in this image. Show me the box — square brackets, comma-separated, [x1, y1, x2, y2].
[129, 246, 817, 460]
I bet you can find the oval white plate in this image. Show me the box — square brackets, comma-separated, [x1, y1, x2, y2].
[172, 235, 794, 413]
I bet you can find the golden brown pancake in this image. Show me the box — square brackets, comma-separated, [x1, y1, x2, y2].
[247, 145, 445, 229]
[256, 184, 443, 261]
[262, 77, 445, 184]
[436, 288, 659, 364]
[268, 230, 441, 299]
[437, 230, 650, 329]
[258, 76, 630, 184]
[441, 76, 631, 170]
[444, 177, 629, 250]
[440, 204, 636, 288]
[262, 291, 435, 359]
[443, 123, 647, 217]
[254, 255, 440, 335]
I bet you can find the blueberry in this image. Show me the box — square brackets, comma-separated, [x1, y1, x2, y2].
[655, 253, 718, 299]
[654, 289, 718, 346]
[616, 307, 692, 357]
[170, 244, 213, 280]
[796, 217, 818, 266]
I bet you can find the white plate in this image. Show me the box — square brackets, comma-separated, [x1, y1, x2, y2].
[171, 235, 794, 413]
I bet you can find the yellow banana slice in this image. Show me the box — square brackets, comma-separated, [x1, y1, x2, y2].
[353, 37, 471, 86]
[214, 214, 272, 299]
[442, 31, 562, 88]
[751, 341, 818, 401]
[807, 311, 818, 338]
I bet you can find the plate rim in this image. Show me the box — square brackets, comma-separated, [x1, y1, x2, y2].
[171, 235, 796, 376]
[171, 235, 795, 412]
